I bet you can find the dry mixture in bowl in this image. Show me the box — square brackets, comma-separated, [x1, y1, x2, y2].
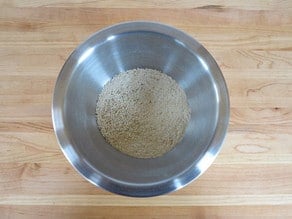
[96, 68, 191, 158]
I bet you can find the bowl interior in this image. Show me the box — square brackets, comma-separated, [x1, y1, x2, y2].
[53, 22, 228, 196]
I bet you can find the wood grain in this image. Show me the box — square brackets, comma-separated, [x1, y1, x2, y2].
[1, 206, 291, 219]
[0, 163, 291, 196]
[1, 194, 292, 206]
[1, 0, 292, 10]
[0, 0, 292, 218]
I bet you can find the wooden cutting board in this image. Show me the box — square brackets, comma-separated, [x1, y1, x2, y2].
[0, 1, 291, 218]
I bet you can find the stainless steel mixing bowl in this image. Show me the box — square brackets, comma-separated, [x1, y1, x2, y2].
[52, 21, 229, 197]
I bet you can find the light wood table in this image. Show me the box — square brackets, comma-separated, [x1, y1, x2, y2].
[0, 1, 291, 218]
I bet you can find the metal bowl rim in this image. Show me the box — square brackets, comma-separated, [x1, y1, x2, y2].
[52, 21, 230, 197]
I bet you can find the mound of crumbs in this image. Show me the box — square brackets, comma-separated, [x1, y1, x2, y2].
[96, 68, 191, 159]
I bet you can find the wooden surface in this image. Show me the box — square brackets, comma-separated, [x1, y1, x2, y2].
[0, 0, 292, 218]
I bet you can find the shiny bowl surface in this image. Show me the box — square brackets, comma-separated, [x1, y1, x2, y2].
[52, 21, 229, 197]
